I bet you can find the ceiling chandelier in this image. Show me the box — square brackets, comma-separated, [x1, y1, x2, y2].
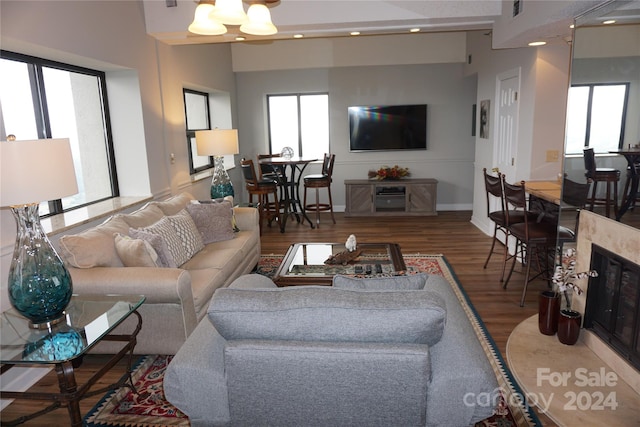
[189, 0, 278, 36]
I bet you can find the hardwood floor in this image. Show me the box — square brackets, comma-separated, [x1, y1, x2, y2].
[259, 211, 545, 357]
[1, 211, 576, 426]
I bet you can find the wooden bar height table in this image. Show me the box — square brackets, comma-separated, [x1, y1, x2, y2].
[259, 156, 318, 230]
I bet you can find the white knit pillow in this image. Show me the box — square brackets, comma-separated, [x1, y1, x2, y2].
[168, 209, 205, 259]
[141, 216, 190, 266]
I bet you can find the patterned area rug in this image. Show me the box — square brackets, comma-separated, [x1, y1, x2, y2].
[85, 254, 541, 427]
[84, 355, 188, 427]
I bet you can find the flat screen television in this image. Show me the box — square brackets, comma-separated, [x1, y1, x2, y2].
[348, 104, 427, 152]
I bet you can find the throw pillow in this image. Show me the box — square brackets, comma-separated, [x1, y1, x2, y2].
[168, 209, 205, 257]
[58, 215, 130, 268]
[129, 228, 177, 268]
[208, 286, 447, 347]
[186, 201, 235, 244]
[332, 273, 428, 290]
[222, 196, 240, 232]
[154, 192, 195, 216]
[121, 203, 165, 229]
[114, 233, 159, 267]
[140, 216, 190, 266]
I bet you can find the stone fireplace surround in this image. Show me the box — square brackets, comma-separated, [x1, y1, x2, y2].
[506, 210, 640, 426]
[575, 210, 640, 394]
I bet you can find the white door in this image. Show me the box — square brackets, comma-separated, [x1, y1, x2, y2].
[494, 68, 520, 182]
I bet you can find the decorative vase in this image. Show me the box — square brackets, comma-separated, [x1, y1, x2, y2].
[538, 291, 560, 335]
[8, 204, 73, 327]
[210, 156, 234, 199]
[280, 146, 294, 159]
[557, 309, 582, 345]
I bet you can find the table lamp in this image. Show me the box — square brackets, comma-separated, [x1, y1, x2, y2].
[1, 137, 79, 328]
[195, 129, 240, 199]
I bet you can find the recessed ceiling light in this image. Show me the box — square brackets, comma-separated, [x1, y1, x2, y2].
[528, 41, 547, 46]
[410, 28, 420, 33]
[603, 20, 616, 25]
[235, 36, 246, 41]
[294, 34, 304, 39]
[350, 31, 360, 36]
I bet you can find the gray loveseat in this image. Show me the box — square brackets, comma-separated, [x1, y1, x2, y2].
[58, 192, 260, 355]
[164, 273, 498, 426]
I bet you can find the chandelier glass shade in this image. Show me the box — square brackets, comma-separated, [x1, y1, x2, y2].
[240, 4, 277, 36]
[189, 2, 227, 35]
[188, 0, 277, 36]
[210, 0, 247, 25]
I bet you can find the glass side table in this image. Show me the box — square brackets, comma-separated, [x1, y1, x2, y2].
[0, 294, 145, 427]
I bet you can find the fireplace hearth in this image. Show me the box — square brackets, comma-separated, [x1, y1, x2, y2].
[585, 244, 640, 371]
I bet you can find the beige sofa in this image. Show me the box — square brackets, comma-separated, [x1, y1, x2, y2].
[58, 192, 261, 355]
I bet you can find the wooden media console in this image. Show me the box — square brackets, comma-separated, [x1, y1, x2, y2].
[344, 178, 438, 217]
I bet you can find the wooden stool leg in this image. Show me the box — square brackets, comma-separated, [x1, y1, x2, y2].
[623, 173, 632, 207]
[604, 181, 611, 218]
[613, 179, 619, 217]
[256, 193, 264, 235]
[315, 187, 320, 226]
[303, 185, 309, 217]
[589, 181, 598, 211]
[327, 186, 336, 224]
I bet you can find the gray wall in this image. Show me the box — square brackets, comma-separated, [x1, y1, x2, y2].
[235, 63, 478, 211]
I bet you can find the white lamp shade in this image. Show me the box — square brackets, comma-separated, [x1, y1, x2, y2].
[195, 129, 240, 156]
[240, 4, 277, 36]
[1, 138, 79, 207]
[189, 2, 227, 35]
[210, 0, 247, 26]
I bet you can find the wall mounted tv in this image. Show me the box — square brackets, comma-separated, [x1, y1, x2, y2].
[348, 104, 427, 152]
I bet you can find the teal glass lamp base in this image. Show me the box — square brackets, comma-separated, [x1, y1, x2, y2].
[211, 156, 235, 199]
[211, 182, 234, 199]
[8, 204, 73, 325]
[23, 325, 85, 361]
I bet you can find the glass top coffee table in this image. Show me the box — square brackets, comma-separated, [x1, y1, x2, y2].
[273, 242, 406, 286]
[0, 294, 145, 426]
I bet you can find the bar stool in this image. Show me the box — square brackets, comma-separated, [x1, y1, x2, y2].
[584, 148, 620, 218]
[240, 158, 281, 234]
[303, 153, 336, 227]
[257, 153, 284, 181]
[481, 168, 530, 282]
[556, 177, 590, 252]
[502, 178, 573, 307]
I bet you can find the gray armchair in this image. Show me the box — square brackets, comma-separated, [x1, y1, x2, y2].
[164, 274, 498, 426]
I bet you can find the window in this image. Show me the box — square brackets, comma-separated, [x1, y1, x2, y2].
[267, 93, 329, 159]
[184, 89, 214, 174]
[565, 83, 629, 155]
[0, 51, 118, 217]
